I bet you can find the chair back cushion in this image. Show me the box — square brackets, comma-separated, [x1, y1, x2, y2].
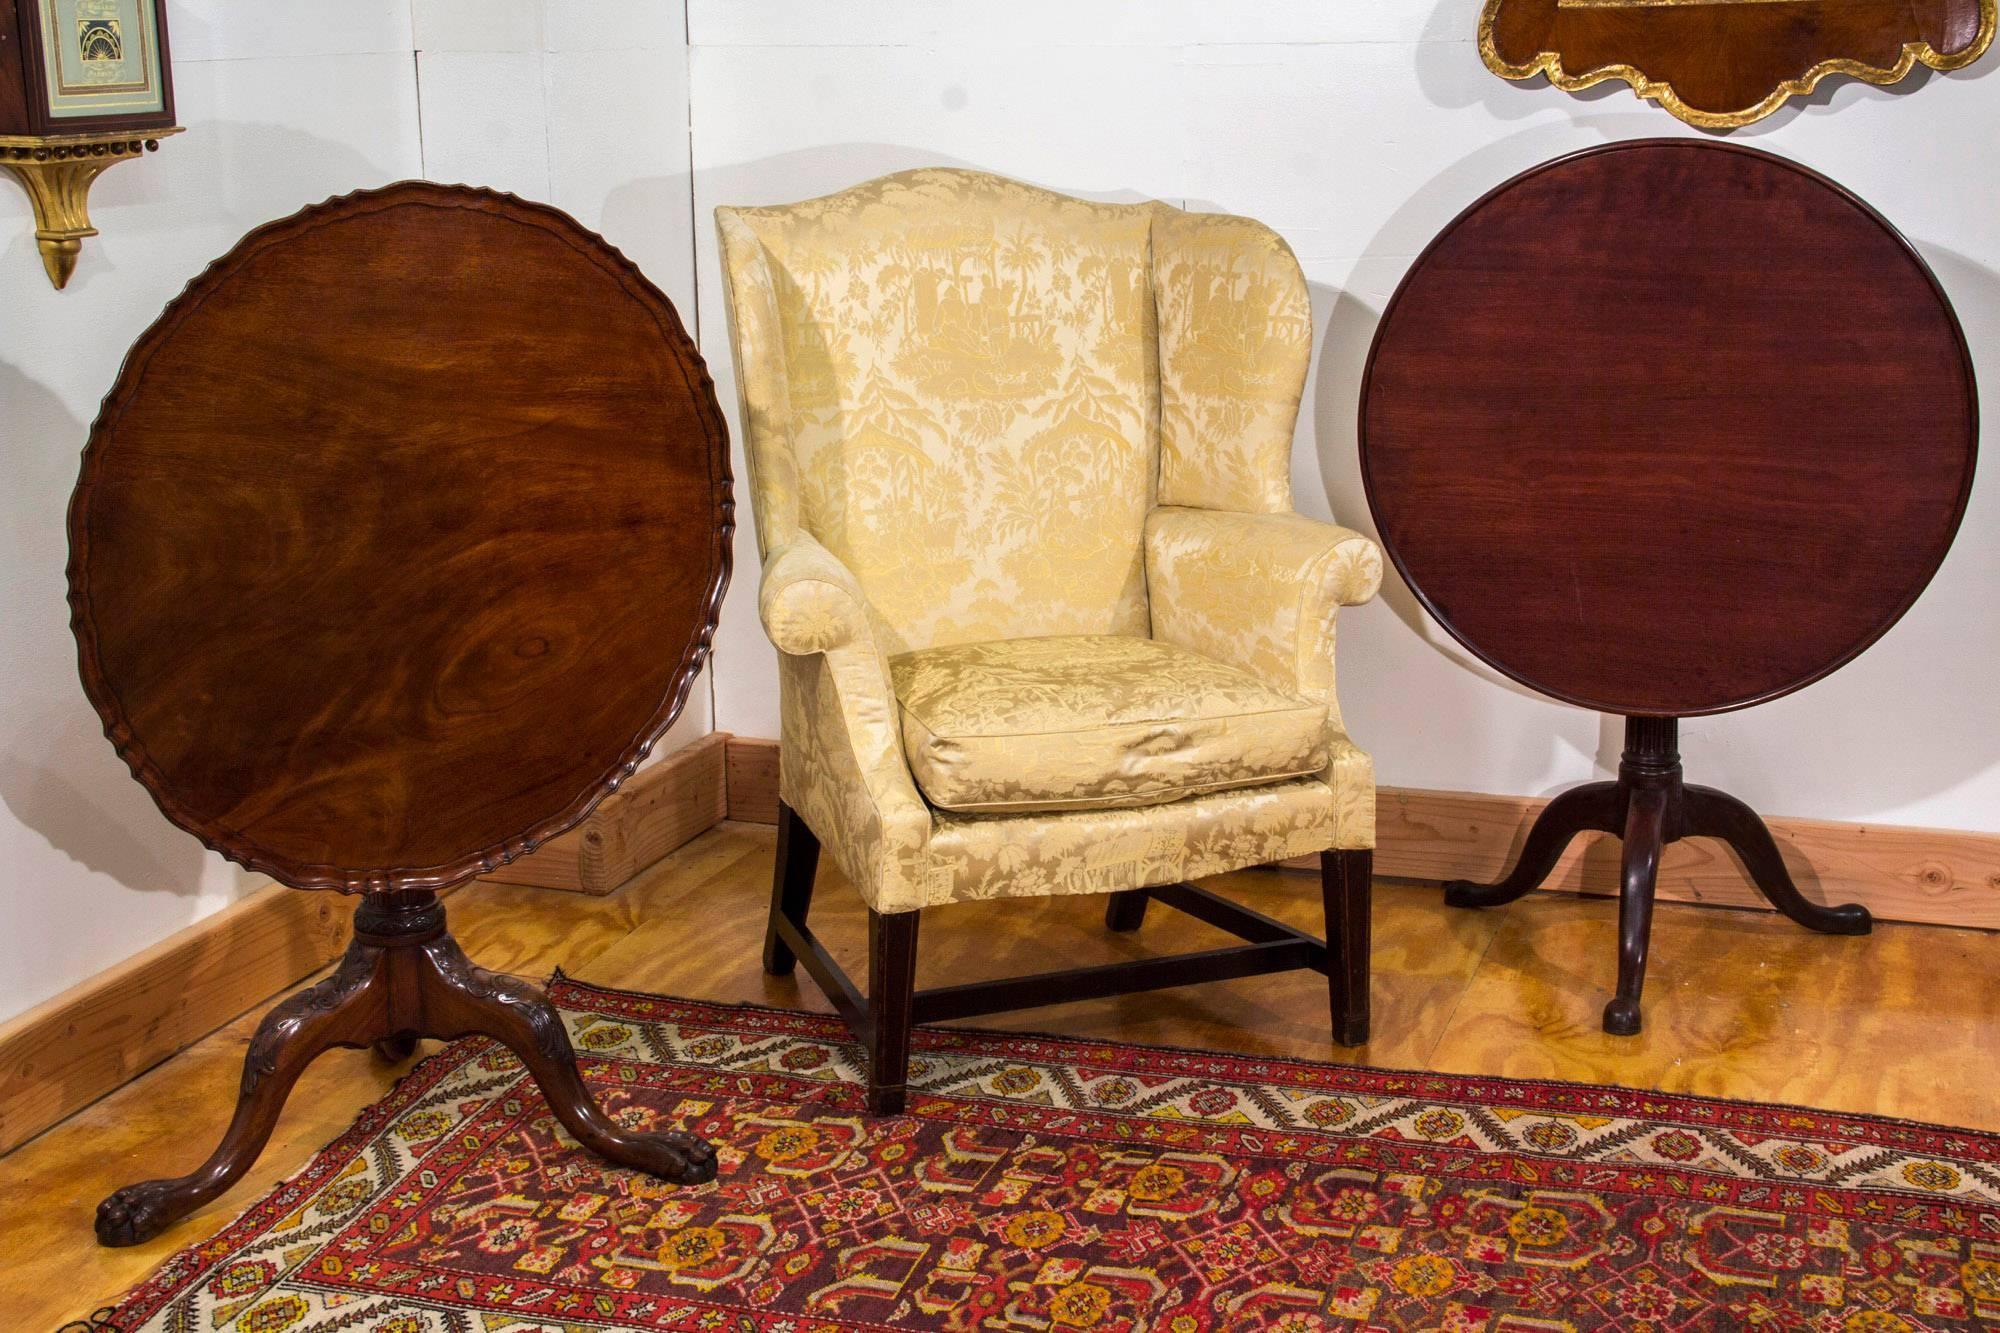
[719, 170, 1159, 654]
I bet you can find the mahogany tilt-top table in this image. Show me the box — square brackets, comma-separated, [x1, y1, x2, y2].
[1360, 140, 1977, 1036]
[67, 182, 732, 1245]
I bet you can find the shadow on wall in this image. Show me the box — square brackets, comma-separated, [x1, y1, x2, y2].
[1302, 120, 2000, 820]
[0, 361, 210, 896]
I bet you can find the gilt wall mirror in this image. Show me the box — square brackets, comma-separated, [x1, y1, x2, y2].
[1479, 0, 1996, 129]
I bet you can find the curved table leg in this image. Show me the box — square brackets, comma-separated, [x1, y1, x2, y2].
[1683, 785, 1872, 936]
[95, 946, 386, 1246]
[1445, 782, 1622, 909]
[417, 935, 718, 1185]
[1603, 785, 1669, 1037]
[97, 891, 716, 1249]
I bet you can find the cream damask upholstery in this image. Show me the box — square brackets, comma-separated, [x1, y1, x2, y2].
[892, 635, 1329, 814]
[718, 168, 1382, 918]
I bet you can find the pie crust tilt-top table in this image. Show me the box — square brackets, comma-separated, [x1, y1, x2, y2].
[1360, 140, 1977, 1036]
[67, 183, 733, 1245]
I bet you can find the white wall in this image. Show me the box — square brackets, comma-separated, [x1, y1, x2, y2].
[686, 1, 2000, 836]
[0, 0, 702, 1022]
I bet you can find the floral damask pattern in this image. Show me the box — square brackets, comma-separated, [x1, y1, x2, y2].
[1153, 209, 1317, 513]
[90, 983, 2000, 1333]
[719, 170, 1158, 655]
[718, 168, 1383, 917]
[891, 635, 1328, 814]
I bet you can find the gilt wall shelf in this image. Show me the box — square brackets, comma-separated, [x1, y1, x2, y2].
[1, 126, 180, 289]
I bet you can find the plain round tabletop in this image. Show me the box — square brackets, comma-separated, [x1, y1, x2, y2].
[1359, 139, 1977, 718]
[68, 183, 732, 893]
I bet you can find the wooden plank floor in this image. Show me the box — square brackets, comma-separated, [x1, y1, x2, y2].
[7, 820, 1999, 1328]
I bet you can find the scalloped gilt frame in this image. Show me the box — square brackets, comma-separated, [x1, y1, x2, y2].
[1478, 0, 1996, 129]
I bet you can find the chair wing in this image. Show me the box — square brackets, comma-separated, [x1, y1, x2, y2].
[1153, 208, 1316, 513]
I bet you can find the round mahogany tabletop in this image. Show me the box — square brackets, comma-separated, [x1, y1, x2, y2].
[1359, 140, 1977, 718]
[68, 183, 732, 893]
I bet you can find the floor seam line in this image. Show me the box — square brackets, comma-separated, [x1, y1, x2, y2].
[1418, 896, 1510, 1071]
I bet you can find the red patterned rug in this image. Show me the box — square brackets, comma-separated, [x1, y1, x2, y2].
[71, 977, 2000, 1332]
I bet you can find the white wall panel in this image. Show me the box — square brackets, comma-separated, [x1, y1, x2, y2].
[416, 52, 551, 199]
[546, 0, 684, 54]
[166, 0, 414, 62]
[544, 55, 693, 311]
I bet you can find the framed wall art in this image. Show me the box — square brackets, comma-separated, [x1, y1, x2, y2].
[1479, 0, 1996, 129]
[2, 0, 175, 136]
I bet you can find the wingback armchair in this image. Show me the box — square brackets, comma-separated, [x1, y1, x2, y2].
[717, 169, 1383, 1114]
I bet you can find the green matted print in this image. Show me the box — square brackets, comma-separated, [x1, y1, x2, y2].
[36, 0, 164, 119]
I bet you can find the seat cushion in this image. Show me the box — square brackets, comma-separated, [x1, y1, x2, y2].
[889, 635, 1328, 814]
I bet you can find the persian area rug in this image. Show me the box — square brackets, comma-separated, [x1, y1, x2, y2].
[75, 978, 2000, 1332]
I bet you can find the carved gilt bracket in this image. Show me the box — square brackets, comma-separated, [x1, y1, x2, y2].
[1, 128, 183, 289]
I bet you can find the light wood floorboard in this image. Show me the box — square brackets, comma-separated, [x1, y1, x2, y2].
[5, 821, 1996, 1328]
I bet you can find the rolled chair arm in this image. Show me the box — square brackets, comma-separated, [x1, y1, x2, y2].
[1148, 506, 1382, 850]
[1145, 506, 1383, 703]
[757, 534, 936, 911]
[760, 534, 876, 656]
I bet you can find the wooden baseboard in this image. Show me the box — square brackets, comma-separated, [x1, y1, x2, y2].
[720, 735, 2000, 931]
[0, 885, 358, 1155]
[483, 732, 730, 895]
[725, 732, 781, 825]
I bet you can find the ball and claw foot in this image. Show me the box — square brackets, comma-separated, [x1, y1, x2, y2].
[95, 1181, 182, 1248]
[1602, 997, 1643, 1037]
[630, 1130, 720, 1184]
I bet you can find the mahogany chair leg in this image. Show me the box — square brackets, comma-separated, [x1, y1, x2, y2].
[1104, 888, 1149, 932]
[1444, 781, 1622, 909]
[1603, 786, 1669, 1036]
[1323, 848, 1372, 1046]
[766, 800, 821, 976]
[866, 908, 921, 1115]
[1682, 784, 1872, 936]
[95, 891, 717, 1249]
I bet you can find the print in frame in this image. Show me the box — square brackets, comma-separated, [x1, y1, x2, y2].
[2, 0, 176, 136]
